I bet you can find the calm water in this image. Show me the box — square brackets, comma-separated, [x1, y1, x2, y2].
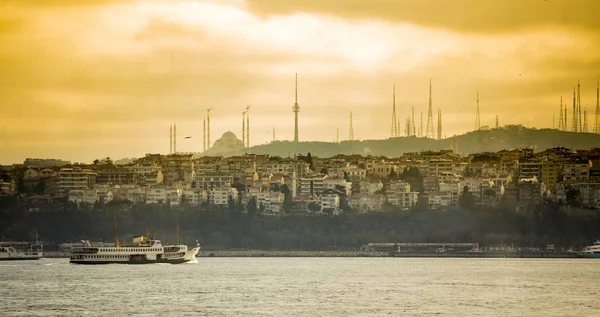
[1, 258, 599, 316]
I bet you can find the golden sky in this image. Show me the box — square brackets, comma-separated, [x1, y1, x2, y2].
[1, 0, 599, 164]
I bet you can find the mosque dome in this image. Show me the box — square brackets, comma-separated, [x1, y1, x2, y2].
[211, 131, 244, 153]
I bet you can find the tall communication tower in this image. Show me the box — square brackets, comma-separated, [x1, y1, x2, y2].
[558, 97, 564, 131]
[203, 118, 206, 152]
[426, 78, 435, 138]
[420, 112, 423, 137]
[571, 87, 579, 132]
[476, 91, 481, 131]
[391, 84, 398, 138]
[436, 109, 442, 140]
[169, 125, 173, 154]
[564, 107, 568, 132]
[349, 112, 354, 141]
[583, 109, 588, 133]
[577, 81, 582, 132]
[412, 107, 416, 136]
[595, 82, 600, 134]
[293, 73, 300, 142]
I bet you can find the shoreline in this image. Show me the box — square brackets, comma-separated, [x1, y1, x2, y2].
[43, 250, 583, 259]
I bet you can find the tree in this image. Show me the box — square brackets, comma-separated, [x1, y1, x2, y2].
[307, 202, 321, 213]
[307, 152, 314, 171]
[34, 181, 46, 195]
[459, 186, 475, 210]
[566, 189, 580, 207]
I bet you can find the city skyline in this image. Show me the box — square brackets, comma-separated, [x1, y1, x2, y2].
[1, 0, 600, 164]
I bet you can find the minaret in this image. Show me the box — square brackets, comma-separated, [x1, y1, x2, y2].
[293, 73, 300, 142]
[391, 84, 398, 138]
[349, 112, 354, 141]
[246, 105, 251, 148]
[207, 108, 213, 149]
[173, 123, 177, 154]
[495, 115, 499, 129]
[595, 81, 600, 134]
[476, 91, 481, 131]
[336, 128, 339, 143]
[272, 125, 275, 142]
[436, 109, 442, 140]
[242, 111, 246, 147]
[203, 118, 206, 152]
[558, 97, 564, 131]
[169, 125, 173, 154]
[572, 86, 577, 132]
[426, 78, 434, 138]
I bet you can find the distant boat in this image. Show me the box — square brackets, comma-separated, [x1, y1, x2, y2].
[0, 244, 43, 261]
[581, 240, 600, 259]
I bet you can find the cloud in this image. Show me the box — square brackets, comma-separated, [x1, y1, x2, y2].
[245, 0, 600, 32]
[0, 0, 599, 164]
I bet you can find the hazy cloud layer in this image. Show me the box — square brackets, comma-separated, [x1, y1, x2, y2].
[0, 0, 599, 163]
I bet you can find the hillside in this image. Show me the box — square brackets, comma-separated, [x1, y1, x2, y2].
[243, 125, 600, 157]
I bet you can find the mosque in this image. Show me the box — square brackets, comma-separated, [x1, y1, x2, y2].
[204, 131, 245, 156]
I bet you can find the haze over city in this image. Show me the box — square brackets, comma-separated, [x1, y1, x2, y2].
[1, 0, 599, 164]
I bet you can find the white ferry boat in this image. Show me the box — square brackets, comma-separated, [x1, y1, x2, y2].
[0, 244, 43, 261]
[70, 216, 200, 265]
[69, 235, 200, 265]
[581, 240, 600, 258]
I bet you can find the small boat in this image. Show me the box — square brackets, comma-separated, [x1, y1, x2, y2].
[581, 240, 600, 258]
[0, 244, 43, 261]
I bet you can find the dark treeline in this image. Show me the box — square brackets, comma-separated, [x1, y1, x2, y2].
[2, 200, 600, 250]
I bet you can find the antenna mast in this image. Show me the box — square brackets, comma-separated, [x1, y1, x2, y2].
[391, 84, 398, 138]
[349, 112, 354, 141]
[476, 91, 481, 130]
[595, 82, 600, 134]
[113, 212, 120, 248]
[426, 78, 434, 138]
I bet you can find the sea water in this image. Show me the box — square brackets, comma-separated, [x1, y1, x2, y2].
[1, 258, 599, 316]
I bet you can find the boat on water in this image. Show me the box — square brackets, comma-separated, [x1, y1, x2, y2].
[69, 236, 200, 265]
[69, 214, 200, 265]
[0, 244, 43, 261]
[581, 240, 600, 258]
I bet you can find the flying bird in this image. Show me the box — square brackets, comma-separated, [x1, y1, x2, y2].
[184, 136, 192, 139]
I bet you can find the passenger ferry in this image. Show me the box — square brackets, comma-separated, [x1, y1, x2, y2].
[581, 240, 600, 258]
[69, 235, 200, 264]
[69, 215, 200, 264]
[0, 244, 43, 261]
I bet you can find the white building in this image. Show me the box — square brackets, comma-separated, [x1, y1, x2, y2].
[209, 187, 238, 206]
[182, 188, 207, 206]
[145, 186, 181, 205]
[299, 174, 327, 196]
[59, 167, 97, 191]
[253, 192, 285, 215]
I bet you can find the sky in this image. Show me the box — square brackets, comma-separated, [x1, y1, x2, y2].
[1, 0, 599, 164]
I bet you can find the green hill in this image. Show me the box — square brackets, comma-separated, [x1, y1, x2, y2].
[244, 125, 600, 157]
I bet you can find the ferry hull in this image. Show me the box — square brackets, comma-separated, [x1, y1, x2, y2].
[70, 258, 188, 265]
[582, 253, 600, 259]
[0, 257, 42, 261]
